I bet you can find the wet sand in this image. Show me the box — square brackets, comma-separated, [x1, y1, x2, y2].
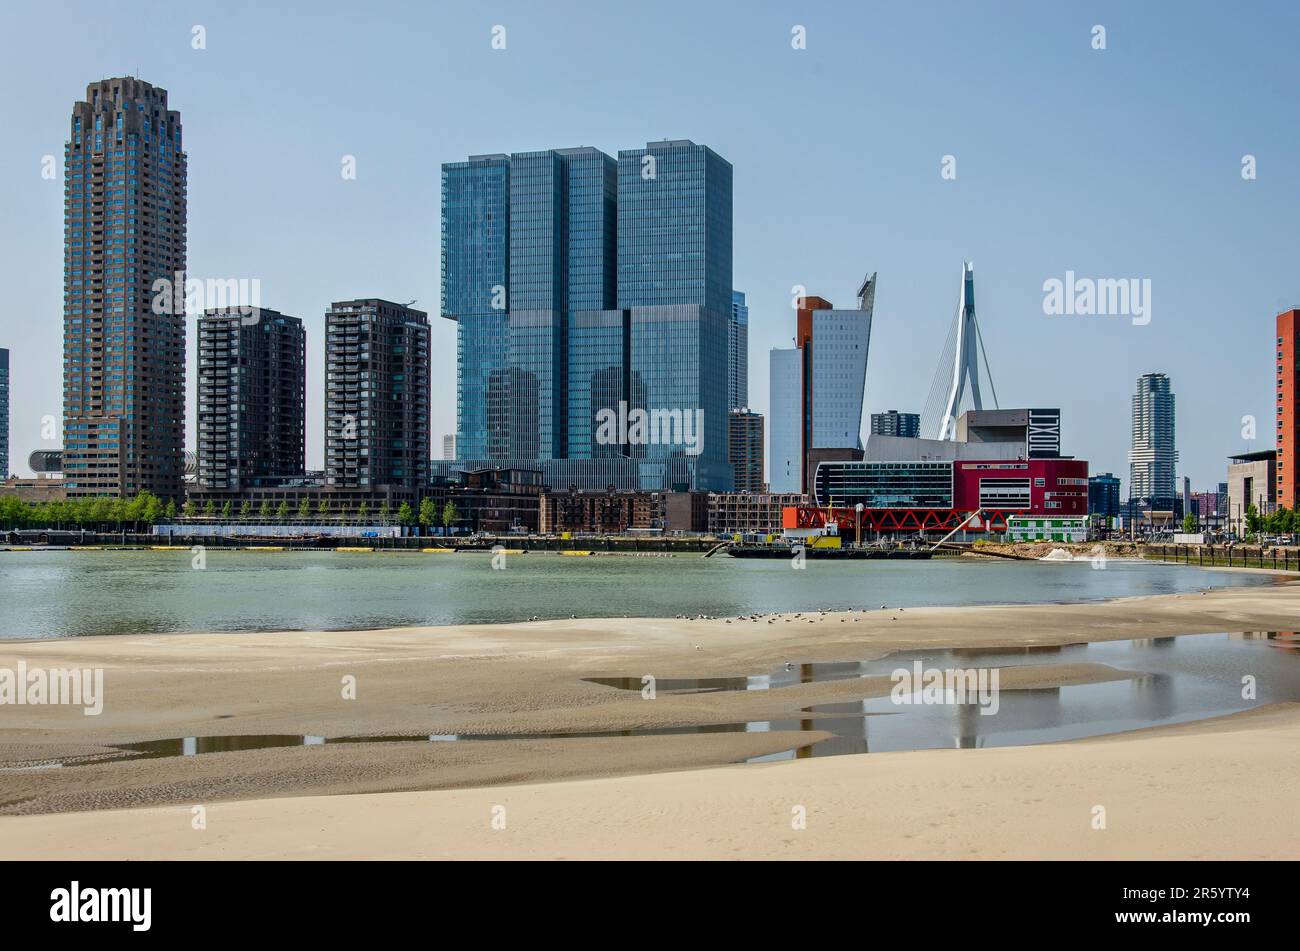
[5, 703, 1296, 860]
[1, 581, 1298, 857]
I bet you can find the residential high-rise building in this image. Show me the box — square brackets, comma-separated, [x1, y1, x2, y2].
[1276, 309, 1298, 509]
[728, 409, 764, 493]
[768, 277, 875, 494]
[196, 309, 305, 491]
[325, 300, 430, 490]
[1088, 472, 1121, 518]
[871, 410, 920, 439]
[442, 434, 456, 460]
[1129, 372, 1177, 506]
[440, 140, 733, 490]
[62, 77, 187, 501]
[729, 291, 748, 411]
[0, 348, 8, 478]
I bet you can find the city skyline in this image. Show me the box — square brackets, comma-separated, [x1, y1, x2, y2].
[2, 3, 1298, 493]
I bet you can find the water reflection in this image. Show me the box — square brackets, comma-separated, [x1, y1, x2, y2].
[11, 632, 1298, 770]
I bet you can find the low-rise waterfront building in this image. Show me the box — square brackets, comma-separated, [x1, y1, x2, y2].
[707, 491, 807, 536]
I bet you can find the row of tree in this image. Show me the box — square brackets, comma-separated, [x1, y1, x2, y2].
[1179, 504, 1299, 537]
[1243, 503, 1297, 536]
[0, 492, 462, 533]
[0, 492, 168, 530]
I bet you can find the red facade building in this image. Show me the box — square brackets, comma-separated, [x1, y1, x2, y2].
[1278, 310, 1298, 510]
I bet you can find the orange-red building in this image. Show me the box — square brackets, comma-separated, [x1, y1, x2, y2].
[1278, 310, 1298, 509]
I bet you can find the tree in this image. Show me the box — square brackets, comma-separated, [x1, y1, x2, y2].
[441, 501, 458, 536]
[239, 500, 253, 520]
[220, 501, 233, 521]
[397, 501, 414, 526]
[418, 498, 436, 535]
[165, 499, 177, 521]
[317, 499, 330, 519]
[124, 493, 147, 526]
[202, 499, 216, 518]
[1182, 513, 1197, 534]
[378, 501, 391, 524]
[276, 501, 290, 521]
[1282, 507, 1297, 535]
[259, 499, 274, 519]
[182, 499, 197, 519]
[298, 497, 312, 519]
[1246, 503, 1261, 536]
[357, 501, 369, 521]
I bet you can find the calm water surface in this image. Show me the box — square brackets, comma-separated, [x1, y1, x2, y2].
[0, 549, 1282, 639]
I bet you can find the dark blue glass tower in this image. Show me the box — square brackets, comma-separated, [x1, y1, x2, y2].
[440, 140, 733, 490]
[441, 155, 509, 461]
[617, 141, 733, 489]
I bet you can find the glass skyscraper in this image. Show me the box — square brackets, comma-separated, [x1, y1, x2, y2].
[441, 140, 733, 490]
[616, 140, 733, 489]
[441, 155, 509, 461]
[729, 291, 748, 411]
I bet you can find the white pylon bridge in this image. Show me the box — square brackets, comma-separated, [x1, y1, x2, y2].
[920, 262, 1000, 440]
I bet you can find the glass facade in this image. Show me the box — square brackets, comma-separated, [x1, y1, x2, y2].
[441, 141, 732, 489]
[567, 310, 627, 459]
[508, 151, 563, 311]
[627, 305, 730, 487]
[442, 156, 509, 461]
[441, 156, 509, 319]
[506, 310, 564, 459]
[561, 149, 618, 311]
[616, 140, 732, 315]
[729, 290, 748, 410]
[813, 461, 954, 509]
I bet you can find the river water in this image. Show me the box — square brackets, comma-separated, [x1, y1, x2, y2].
[0, 549, 1280, 639]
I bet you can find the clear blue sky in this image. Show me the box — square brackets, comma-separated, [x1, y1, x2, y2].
[2, 0, 1297, 492]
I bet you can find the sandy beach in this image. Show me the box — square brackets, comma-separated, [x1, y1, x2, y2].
[2, 580, 1298, 859]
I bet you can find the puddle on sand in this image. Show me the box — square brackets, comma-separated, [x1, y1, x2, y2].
[9, 632, 1299, 771]
[9, 721, 855, 770]
[588, 632, 1300, 759]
